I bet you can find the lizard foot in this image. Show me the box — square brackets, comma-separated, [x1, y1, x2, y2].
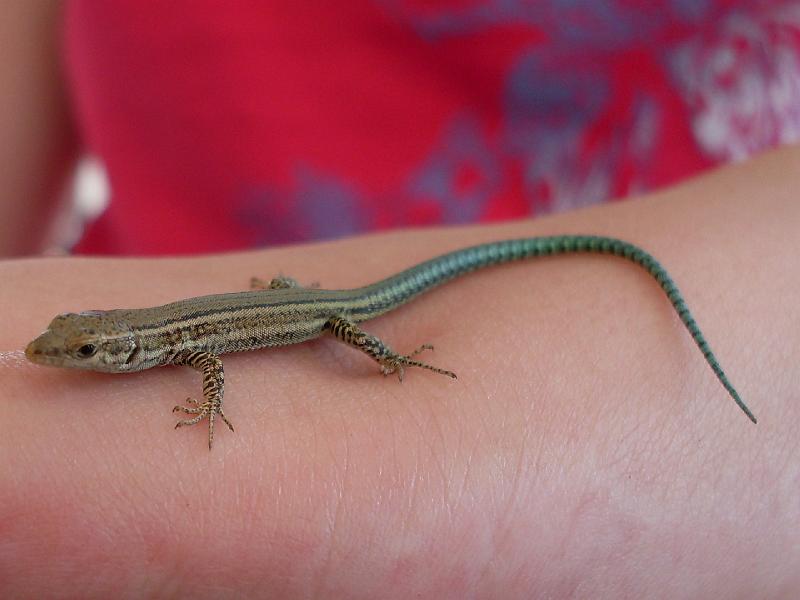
[173, 397, 235, 450]
[379, 344, 457, 382]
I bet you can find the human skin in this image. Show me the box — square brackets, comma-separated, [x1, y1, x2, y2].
[0, 1, 75, 256]
[1, 146, 799, 598]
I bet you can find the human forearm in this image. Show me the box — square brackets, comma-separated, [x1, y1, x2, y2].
[1, 146, 798, 597]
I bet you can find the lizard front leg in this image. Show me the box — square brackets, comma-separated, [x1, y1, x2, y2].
[172, 350, 234, 449]
[324, 316, 457, 381]
[250, 275, 320, 290]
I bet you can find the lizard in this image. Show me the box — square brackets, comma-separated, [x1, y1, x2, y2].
[24, 235, 757, 449]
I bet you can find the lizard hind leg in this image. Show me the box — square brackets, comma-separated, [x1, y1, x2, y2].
[324, 316, 457, 381]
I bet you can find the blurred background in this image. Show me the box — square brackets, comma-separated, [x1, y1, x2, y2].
[3, 1, 799, 256]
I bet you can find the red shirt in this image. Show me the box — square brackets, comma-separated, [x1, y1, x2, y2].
[64, 1, 800, 255]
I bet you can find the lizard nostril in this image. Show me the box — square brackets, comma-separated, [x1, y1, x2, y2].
[25, 339, 46, 361]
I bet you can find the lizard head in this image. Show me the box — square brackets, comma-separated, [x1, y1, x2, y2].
[25, 311, 138, 373]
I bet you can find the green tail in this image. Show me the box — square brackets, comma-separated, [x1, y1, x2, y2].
[359, 235, 757, 423]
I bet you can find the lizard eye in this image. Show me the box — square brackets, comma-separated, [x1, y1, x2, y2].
[76, 343, 97, 358]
